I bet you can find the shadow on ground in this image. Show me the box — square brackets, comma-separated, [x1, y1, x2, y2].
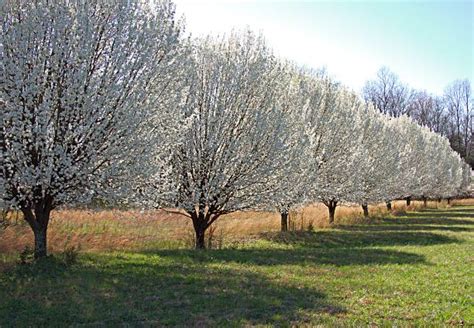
[338, 217, 474, 232]
[338, 206, 474, 234]
[422, 207, 474, 213]
[401, 211, 474, 219]
[339, 223, 473, 232]
[0, 255, 342, 326]
[397, 206, 474, 219]
[150, 246, 427, 267]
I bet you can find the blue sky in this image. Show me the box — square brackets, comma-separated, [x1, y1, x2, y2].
[174, 0, 473, 95]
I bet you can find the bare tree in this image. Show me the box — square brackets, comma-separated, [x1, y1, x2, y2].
[409, 91, 449, 135]
[444, 80, 473, 167]
[363, 67, 413, 117]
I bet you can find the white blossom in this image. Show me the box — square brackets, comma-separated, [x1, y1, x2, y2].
[0, 0, 185, 257]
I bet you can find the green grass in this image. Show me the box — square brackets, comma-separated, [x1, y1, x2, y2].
[1, 206, 473, 326]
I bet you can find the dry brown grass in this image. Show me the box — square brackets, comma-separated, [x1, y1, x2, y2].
[450, 198, 474, 206]
[0, 199, 465, 255]
[0, 209, 194, 255]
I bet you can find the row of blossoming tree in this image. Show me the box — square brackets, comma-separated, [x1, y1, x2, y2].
[1, 0, 471, 256]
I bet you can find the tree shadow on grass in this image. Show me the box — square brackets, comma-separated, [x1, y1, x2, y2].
[403, 212, 474, 219]
[401, 211, 474, 219]
[337, 206, 474, 233]
[343, 224, 473, 232]
[380, 217, 474, 226]
[338, 220, 474, 232]
[259, 229, 460, 249]
[424, 206, 474, 213]
[150, 246, 427, 267]
[0, 255, 343, 326]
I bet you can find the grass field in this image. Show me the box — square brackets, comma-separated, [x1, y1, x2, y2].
[0, 202, 473, 326]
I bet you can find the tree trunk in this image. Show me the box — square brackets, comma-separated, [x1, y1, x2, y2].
[33, 226, 48, 259]
[280, 212, 288, 231]
[195, 227, 206, 249]
[191, 212, 208, 250]
[386, 201, 392, 211]
[447, 198, 451, 205]
[22, 203, 52, 259]
[327, 201, 337, 224]
[361, 204, 369, 217]
[423, 197, 427, 207]
[190, 209, 223, 250]
[406, 197, 411, 206]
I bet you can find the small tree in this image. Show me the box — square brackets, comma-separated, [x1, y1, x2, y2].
[0, 0, 184, 258]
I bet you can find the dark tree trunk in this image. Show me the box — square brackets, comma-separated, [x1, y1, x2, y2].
[328, 205, 336, 224]
[438, 198, 442, 203]
[191, 213, 207, 250]
[21, 201, 52, 259]
[361, 204, 369, 217]
[447, 198, 451, 205]
[190, 209, 220, 250]
[423, 197, 427, 207]
[406, 197, 411, 206]
[326, 201, 337, 224]
[195, 226, 206, 249]
[386, 201, 392, 211]
[33, 226, 48, 259]
[280, 212, 288, 231]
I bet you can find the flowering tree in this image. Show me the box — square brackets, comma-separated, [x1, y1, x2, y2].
[302, 79, 365, 224]
[1, 0, 467, 254]
[142, 32, 287, 248]
[0, 0, 184, 258]
[459, 162, 472, 199]
[385, 115, 467, 206]
[418, 131, 468, 203]
[352, 107, 399, 216]
[430, 148, 463, 201]
[269, 67, 325, 231]
[386, 115, 425, 205]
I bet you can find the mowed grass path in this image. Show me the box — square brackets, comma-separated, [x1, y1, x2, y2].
[1, 206, 473, 326]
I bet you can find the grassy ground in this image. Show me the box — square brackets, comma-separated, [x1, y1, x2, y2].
[0, 204, 473, 326]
